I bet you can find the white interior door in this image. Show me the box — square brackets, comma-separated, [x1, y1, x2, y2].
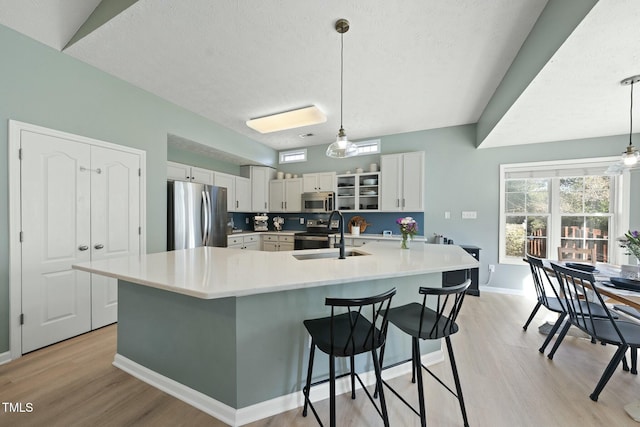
[20, 131, 92, 353]
[90, 146, 140, 329]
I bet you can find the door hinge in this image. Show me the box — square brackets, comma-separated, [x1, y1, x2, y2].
[19, 313, 24, 325]
[19, 231, 23, 242]
[18, 148, 22, 160]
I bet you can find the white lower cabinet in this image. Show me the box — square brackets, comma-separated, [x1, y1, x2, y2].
[227, 234, 260, 250]
[262, 234, 294, 251]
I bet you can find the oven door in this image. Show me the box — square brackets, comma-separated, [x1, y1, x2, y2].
[294, 235, 331, 250]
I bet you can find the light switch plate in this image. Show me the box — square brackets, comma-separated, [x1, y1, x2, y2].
[461, 211, 477, 219]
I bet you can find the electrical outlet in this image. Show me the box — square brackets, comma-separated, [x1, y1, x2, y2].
[445, 211, 450, 219]
[300, 217, 305, 225]
[488, 264, 495, 272]
[461, 211, 477, 219]
[245, 218, 249, 224]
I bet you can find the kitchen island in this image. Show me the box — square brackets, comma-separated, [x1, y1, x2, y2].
[73, 242, 478, 426]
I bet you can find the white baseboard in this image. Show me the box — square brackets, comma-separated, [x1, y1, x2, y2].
[113, 349, 444, 426]
[0, 351, 12, 365]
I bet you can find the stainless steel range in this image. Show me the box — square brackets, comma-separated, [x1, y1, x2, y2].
[294, 219, 339, 250]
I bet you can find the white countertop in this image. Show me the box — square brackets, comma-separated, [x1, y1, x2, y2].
[73, 242, 478, 299]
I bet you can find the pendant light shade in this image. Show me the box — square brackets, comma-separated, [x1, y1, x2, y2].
[326, 18, 358, 159]
[621, 75, 640, 166]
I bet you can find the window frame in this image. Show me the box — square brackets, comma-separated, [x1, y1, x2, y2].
[353, 139, 381, 156]
[278, 148, 307, 164]
[499, 157, 629, 265]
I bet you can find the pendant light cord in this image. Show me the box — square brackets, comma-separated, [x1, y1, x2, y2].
[340, 31, 344, 130]
[630, 81, 634, 147]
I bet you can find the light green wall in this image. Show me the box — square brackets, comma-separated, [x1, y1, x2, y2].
[0, 24, 276, 353]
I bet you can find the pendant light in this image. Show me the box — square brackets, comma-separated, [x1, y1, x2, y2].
[621, 75, 640, 166]
[326, 18, 358, 158]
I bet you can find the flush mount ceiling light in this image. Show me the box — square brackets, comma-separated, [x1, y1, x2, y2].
[621, 75, 640, 166]
[326, 18, 358, 159]
[246, 105, 326, 134]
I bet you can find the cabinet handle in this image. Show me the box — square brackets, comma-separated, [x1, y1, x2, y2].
[94, 243, 104, 250]
[236, 200, 239, 208]
[402, 198, 406, 208]
[78, 245, 89, 251]
[264, 202, 267, 209]
[396, 199, 400, 208]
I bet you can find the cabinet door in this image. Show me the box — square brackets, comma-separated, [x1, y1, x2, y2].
[401, 152, 424, 211]
[318, 172, 336, 191]
[251, 167, 273, 211]
[235, 176, 251, 211]
[302, 174, 318, 192]
[284, 178, 302, 212]
[263, 241, 278, 251]
[214, 172, 236, 211]
[380, 154, 402, 210]
[190, 166, 214, 185]
[167, 161, 190, 181]
[90, 146, 141, 329]
[269, 180, 285, 212]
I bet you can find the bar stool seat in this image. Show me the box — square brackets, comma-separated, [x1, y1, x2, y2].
[302, 287, 396, 427]
[380, 280, 471, 427]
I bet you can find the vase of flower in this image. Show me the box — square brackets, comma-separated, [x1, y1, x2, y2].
[397, 217, 418, 250]
[401, 234, 410, 249]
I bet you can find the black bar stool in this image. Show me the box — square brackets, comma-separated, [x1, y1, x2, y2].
[380, 280, 470, 427]
[302, 287, 396, 427]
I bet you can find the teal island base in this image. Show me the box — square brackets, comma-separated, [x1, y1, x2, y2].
[115, 273, 445, 426]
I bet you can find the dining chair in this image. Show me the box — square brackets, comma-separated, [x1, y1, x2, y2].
[378, 280, 471, 427]
[522, 256, 567, 353]
[549, 263, 640, 401]
[557, 246, 597, 264]
[302, 287, 396, 427]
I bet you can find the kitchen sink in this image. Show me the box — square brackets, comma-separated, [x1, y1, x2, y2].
[292, 249, 370, 260]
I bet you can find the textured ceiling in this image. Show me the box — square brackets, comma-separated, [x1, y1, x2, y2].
[1, 0, 637, 154]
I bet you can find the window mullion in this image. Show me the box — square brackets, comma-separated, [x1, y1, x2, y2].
[550, 177, 561, 260]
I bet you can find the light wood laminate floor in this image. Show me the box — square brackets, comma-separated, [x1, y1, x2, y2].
[2, 291, 640, 426]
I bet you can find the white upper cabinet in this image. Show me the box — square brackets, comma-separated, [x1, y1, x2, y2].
[303, 172, 336, 193]
[213, 172, 251, 212]
[240, 165, 276, 212]
[269, 178, 302, 212]
[167, 161, 213, 185]
[380, 151, 424, 211]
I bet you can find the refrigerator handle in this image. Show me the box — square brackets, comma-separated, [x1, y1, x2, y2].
[202, 190, 210, 245]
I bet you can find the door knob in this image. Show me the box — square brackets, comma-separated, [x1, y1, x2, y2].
[78, 245, 89, 251]
[94, 244, 104, 250]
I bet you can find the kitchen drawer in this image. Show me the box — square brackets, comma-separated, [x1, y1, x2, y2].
[279, 235, 294, 243]
[228, 236, 243, 246]
[244, 234, 259, 243]
[263, 235, 278, 242]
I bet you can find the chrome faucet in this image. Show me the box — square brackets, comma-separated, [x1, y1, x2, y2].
[328, 210, 345, 259]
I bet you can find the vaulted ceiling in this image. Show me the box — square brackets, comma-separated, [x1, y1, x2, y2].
[1, 0, 638, 151]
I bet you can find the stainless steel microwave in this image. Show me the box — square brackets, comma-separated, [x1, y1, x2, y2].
[302, 191, 334, 213]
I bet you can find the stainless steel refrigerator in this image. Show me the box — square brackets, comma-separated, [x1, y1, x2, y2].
[167, 181, 228, 250]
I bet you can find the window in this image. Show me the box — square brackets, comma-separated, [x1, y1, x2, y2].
[499, 158, 626, 264]
[354, 139, 381, 155]
[279, 148, 307, 164]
